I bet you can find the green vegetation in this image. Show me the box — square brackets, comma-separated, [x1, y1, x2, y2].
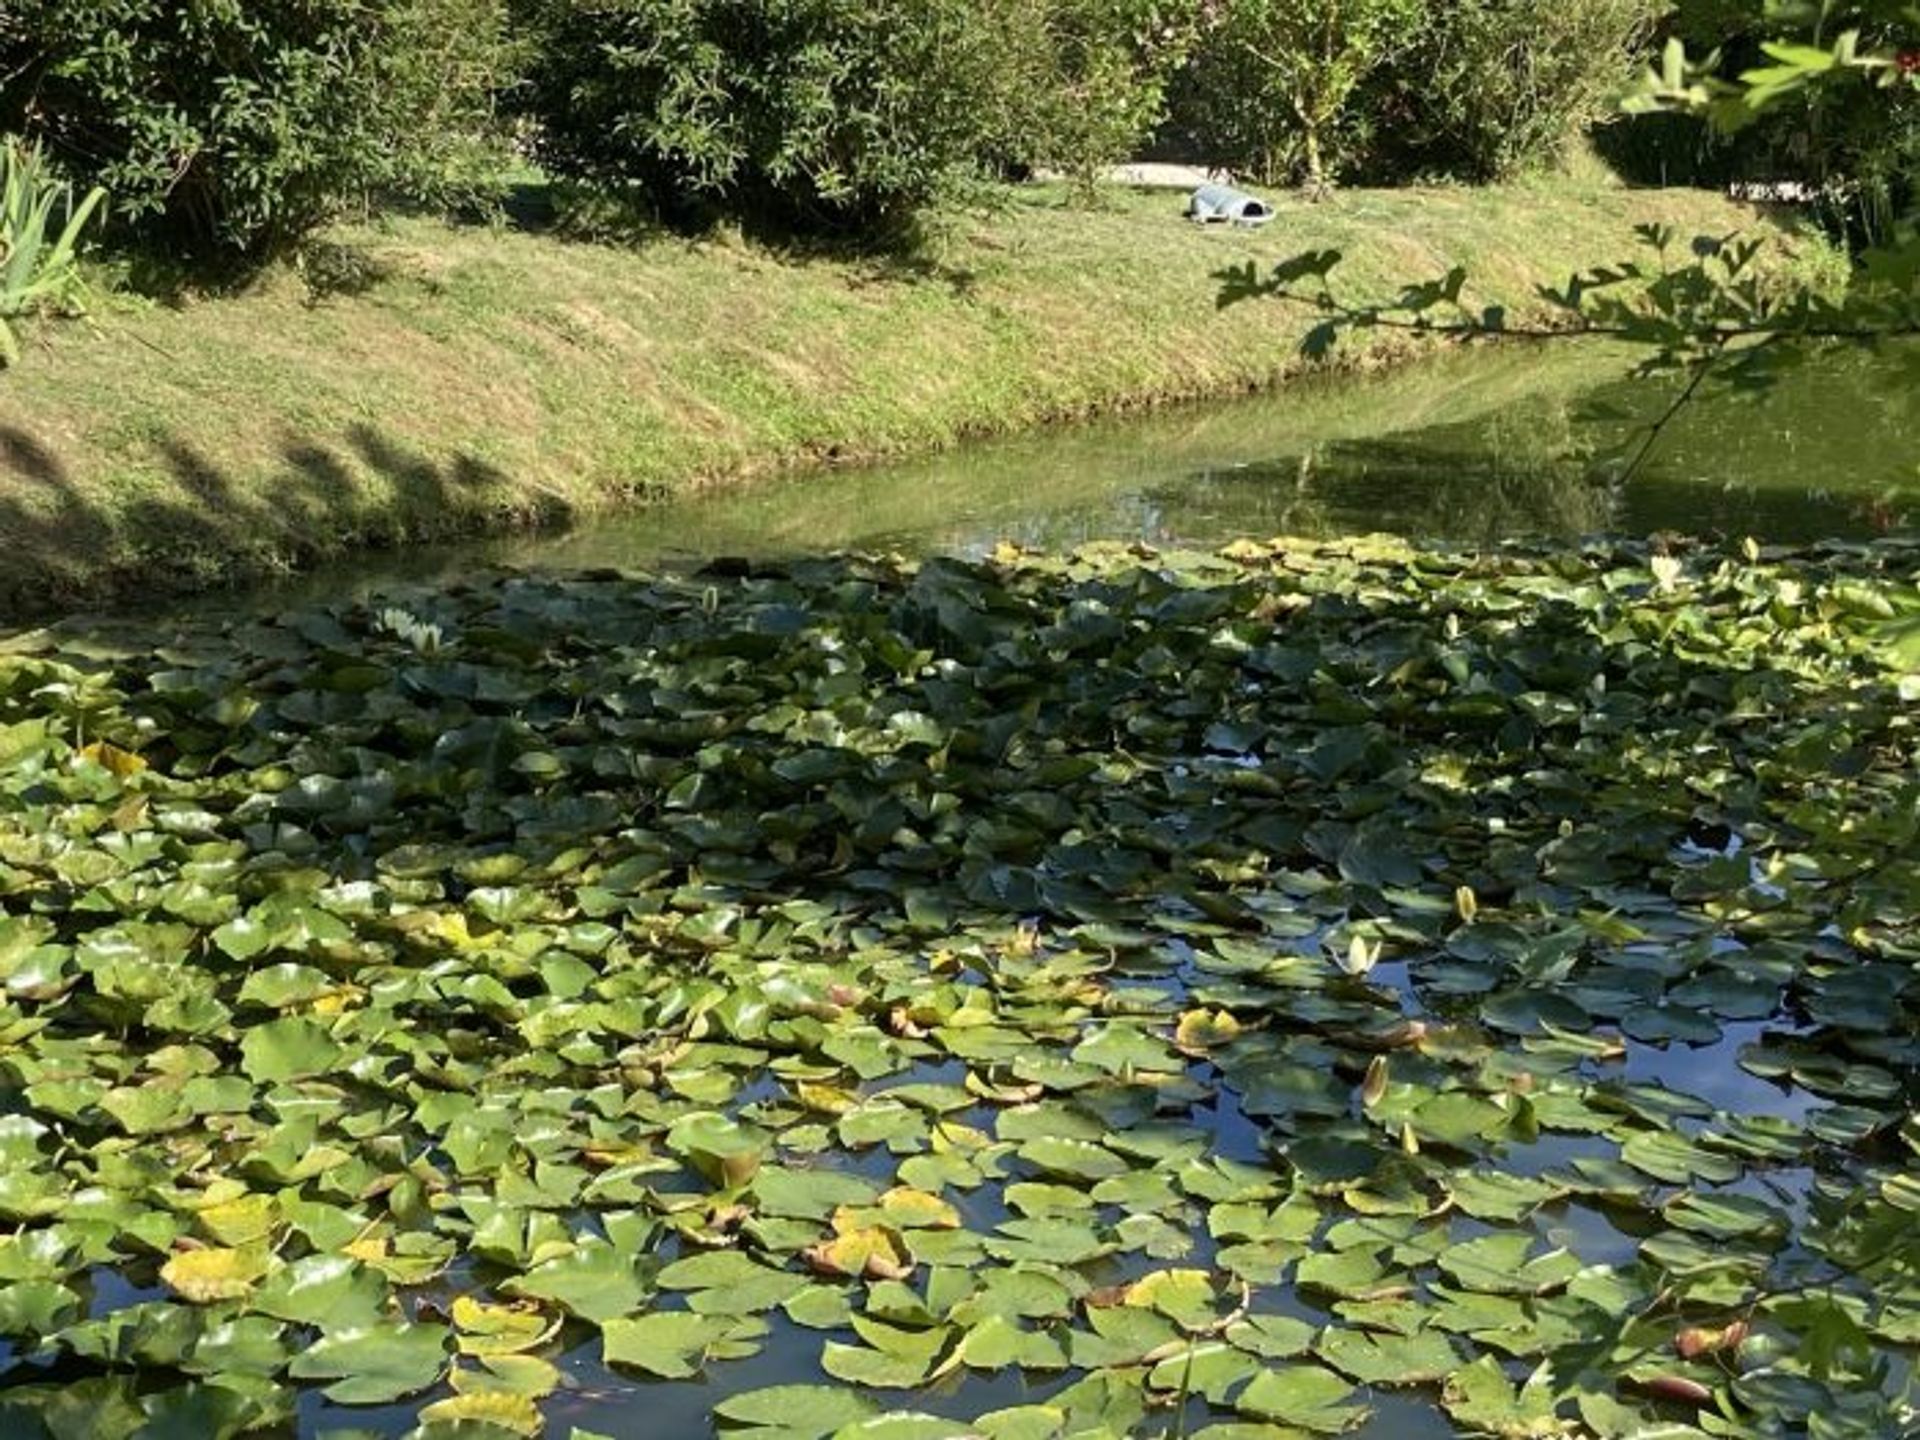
[0, 140, 105, 366]
[1371, 0, 1661, 183]
[0, 536, 1916, 1437]
[0, 180, 1823, 614]
[1176, 0, 1426, 189]
[512, 0, 1029, 233]
[1624, 0, 1920, 240]
[0, 0, 510, 257]
[1021, 0, 1202, 193]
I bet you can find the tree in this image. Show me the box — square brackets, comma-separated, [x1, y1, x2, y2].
[1023, 0, 1202, 198]
[1187, 0, 1425, 189]
[0, 0, 512, 257]
[1219, 6, 1920, 475]
[1632, 1, 1920, 242]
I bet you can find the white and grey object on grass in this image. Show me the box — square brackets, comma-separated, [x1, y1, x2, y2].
[1187, 183, 1275, 227]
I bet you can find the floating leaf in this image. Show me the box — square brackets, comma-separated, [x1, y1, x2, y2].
[160, 1247, 268, 1303]
[286, 1322, 449, 1404]
[602, 1311, 736, 1378]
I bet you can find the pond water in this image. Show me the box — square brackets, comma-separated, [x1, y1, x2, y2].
[2, 346, 1917, 1440]
[234, 338, 1920, 613]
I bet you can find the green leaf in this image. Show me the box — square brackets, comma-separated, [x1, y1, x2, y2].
[286, 1322, 449, 1404]
[601, 1311, 734, 1378]
[713, 1384, 879, 1436]
[238, 1017, 343, 1083]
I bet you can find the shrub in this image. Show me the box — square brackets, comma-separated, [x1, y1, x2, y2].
[0, 0, 512, 257]
[1171, 0, 1426, 187]
[1370, 0, 1659, 181]
[1018, 0, 1202, 195]
[1632, 0, 1920, 244]
[516, 0, 1034, 235]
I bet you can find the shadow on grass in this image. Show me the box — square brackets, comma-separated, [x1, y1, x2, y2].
[0, 421, 557, 624]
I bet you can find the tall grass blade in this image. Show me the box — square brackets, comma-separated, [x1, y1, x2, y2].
[0, 135, 107, 364]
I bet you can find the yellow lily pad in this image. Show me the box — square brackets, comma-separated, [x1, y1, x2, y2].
[160, 1246, 269, 1303]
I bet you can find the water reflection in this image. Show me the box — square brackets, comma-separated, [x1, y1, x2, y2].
[133, 339, 1920, 628]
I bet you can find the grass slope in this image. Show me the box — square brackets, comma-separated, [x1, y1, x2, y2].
[0, 180, 1831, 614]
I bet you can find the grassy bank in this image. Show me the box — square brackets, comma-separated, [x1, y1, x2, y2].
[0, 179, 1833, 614]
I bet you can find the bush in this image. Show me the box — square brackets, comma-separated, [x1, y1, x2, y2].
[516, 0, 1034, 235]
[1018, 0, 1201, 194]
[0, 0, 512, 257]
[1624, 0, 1920, 244]
[1171, 0, 1426, 187]
[1371, 0, 1659, 181]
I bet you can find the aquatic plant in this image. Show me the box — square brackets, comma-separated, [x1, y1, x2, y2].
[0, 537, 1914, 1436]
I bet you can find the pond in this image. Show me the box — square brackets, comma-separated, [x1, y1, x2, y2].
[0, 346, 1916, 1440]
[251, 337, 1920, 607]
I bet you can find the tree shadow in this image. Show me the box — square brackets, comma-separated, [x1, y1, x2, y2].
[0, 421, 549, 622]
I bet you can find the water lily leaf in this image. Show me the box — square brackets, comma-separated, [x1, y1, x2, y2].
[503, 1242, 655, 1321]
[1620, 1131, 1741, 1185]
[1313, 1326, 1461, 1386]
[823, 1335, 943, 1389]
[195, 1193, 278, 1248]
[457, 1352, 563, 1398]
[873, 1187, 961, 1230]
[601, 1311, 736, 1378]
[238, 1017, 343, 1083]
[1445, 1170, 1569, 1223]
[805, 1226, 914, 1281]
[713, 1383, 879, 1436]
[1441, 1355, 1575, 1437]
[452, 1296, 558, 1356]
[985, 1218, 1116, 1266]
[785, 1284, 856, 1330]
[1124, 1269, 1219, 1329]
[830, 1419, 974, 1440]
[1175, 1010, 1243, 1051]
[669, 1112, 769, 1188]
[951, 1313, 1065, 1372]
[1437, 1235, 1583, 1296]
[1146, 1340, 1261, 1403]
[1661, 1192, 1788, 1242]
[753, 1167, 882, 1220]
[286, 1321, 449, 1404]
[0, 1280, 81, 1335]
[1233, 1363, 1369, 1432]
[418, 1390, 543, 1436]
[252, 1254, 386, 1330]
[1226, 1314, 1317, 1360]
[1017, 1137, 1129, 1181]
[1069, 1304, 1182, 1368]
[160, 1246, 268, 1303]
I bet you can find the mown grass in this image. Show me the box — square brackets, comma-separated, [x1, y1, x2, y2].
[0, 179, 1838, 615]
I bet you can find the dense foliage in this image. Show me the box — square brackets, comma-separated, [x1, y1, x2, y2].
[1370, 0, 1660, 181]
[1170, 0, 1659, 185]
[1630, 0, 1920, 242]
[1021, 0, 1201, 193]
[1175, 0, 1425, 187]
[515, 0, 1036, 232]
[0, 0, 511, 256]
[0, 541, 1915, 1435]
